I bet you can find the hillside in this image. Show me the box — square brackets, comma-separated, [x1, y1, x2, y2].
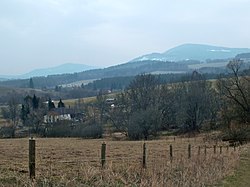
[0, 60, 188, 88]
[0, 78, 7, 82]
[236, 53, 250, 59]
[132, 44, 250, 62]
[1, 43, 250, 89]
[0, 63, 96, 79]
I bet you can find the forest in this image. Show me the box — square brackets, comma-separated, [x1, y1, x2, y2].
[0, 60, 249, 142]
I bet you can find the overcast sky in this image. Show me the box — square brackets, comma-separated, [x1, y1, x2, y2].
[0, 0, 250, 75]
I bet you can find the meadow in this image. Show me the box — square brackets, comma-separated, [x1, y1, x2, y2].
[0, 134, 245, 187]
[188, 61, 228, 69]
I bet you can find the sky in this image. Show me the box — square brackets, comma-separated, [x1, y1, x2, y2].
[0, 0, 250, 75]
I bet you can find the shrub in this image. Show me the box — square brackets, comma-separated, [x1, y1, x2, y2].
[222, 125, 250, 145]
[75, 123, 103, 138]
[0, 126, 15, 138]
[46, 121, 72, 137]
[46, 121, 103, 138]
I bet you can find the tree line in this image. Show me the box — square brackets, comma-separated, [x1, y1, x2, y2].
[99, 60, 250, 141]
[0, 60, 249, 141]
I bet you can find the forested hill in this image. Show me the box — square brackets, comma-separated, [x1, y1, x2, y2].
[236, 53, 250, 59]
[1, 43, 250, 89]
[132, 43, 250, 62]
[0, 60, 188, 88]
[0, 63, 96, 80]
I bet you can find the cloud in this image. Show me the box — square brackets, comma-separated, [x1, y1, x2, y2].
[0, 0, 249, 75]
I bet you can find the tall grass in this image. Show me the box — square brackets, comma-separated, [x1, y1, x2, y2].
[0, 137, 243, 186]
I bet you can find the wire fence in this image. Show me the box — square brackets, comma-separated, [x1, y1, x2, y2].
[0, 137, 242, 180]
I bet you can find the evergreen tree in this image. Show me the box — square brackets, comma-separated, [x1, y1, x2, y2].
[32, 94, 39, 109]
[48, 98, 55, 110]
[29, 78, 34, 89]
[20, 104, 29, 125]
[58, 99, 65, 108]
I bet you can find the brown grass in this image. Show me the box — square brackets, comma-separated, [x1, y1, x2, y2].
[52, 96, 96, 107]
[0, 136, 243, 186]
[217, 143, 250, 186]
[53, 92, 118, 107]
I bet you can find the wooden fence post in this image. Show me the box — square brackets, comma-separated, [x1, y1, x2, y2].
[170, 144, 173, 160]
[101, 142, 106, 168]
[29, 137, 35, 179]
[220, 146, 222, 154]
[198, 146, 201, 156]
[188, 144, 191, 159]
[143, 143, 146, 168]
[214, 145, 216, 154]
[204, 145, 207, 156]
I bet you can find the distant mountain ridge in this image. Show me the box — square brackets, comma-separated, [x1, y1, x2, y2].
[132, 44, 250, 62]
[236, 53, 250, 59]
[22, 63, 96, 78]
[1, 43, 250, 87]
[0, 63, 96, 80]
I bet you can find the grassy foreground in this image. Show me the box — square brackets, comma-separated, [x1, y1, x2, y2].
[218, 144, 250, 187]
[0, 136, 245, 186]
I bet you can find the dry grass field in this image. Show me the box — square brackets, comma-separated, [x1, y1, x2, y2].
[0, 135, 245, 187]
[54, 93, 118, 107]
[219, 143, 250, 187]
[52, 96, 96, 107]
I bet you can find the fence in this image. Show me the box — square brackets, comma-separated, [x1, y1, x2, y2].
[26, 137, 240, 179]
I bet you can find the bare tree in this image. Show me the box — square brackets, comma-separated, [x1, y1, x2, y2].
[127, 74, 160, 112]
[107, 93, 130, 136]
[95, 90, 108, 124]
[176, 73, 219, 133]
[217, 60, 250, 125]
[1, 95, 20, 137]
[128, 74, 161, 139]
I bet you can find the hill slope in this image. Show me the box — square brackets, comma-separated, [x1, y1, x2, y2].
[0, 60, 188, 88]
[26, 63, 96, 77]
[132, 44, 250, 62]
[0, 63, 96, 79]
[1, 43, 250, 88]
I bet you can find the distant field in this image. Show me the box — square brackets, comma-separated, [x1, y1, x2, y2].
[53, 96, 96, 107]
[60, 79, 98, 88]
[0, 135, 244, 186]
[151, 71, 186, 74]
[53, 93, 118, 107]
[188, 61, 228, 69]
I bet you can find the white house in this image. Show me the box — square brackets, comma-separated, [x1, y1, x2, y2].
[44, 108, 73, 123]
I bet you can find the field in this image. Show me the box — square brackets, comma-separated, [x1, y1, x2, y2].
[0, 135, 246, 186]
[60, 79, 97, 88]
[53, 92, 118, 107]
[219, 144, 250, 187]
[52, 96, 96, 107]
[188, 61, 228, 69]
[0, 135, 243, 187]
